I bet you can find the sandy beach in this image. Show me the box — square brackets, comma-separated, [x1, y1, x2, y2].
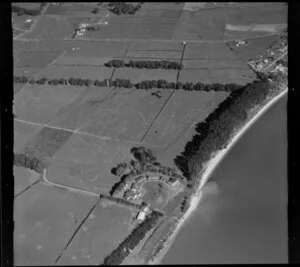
[150, 88, 288, 265]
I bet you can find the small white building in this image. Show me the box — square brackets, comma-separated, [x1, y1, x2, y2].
[137, 211, 146, 221]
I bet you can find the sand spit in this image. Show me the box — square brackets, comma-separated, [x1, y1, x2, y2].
[150, 88, 288, 265]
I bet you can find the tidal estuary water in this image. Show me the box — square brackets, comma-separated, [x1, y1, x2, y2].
[162, 95, 288, 264]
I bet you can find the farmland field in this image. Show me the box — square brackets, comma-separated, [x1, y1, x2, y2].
[178, 69, 255, 84]
[15, 50, 64, 67]
[14, 167, 41, 196]
[13, 2, 287, 266]
[14, 183, 98, 265]
[14, 120, 44, 152]
[79, 87, 175, 141]
[112, 68, 178, 83]
[46, 135, 134, 194]
[44, 4, 70, 15]
[226, 35, 282, 61]
[13, 82, 86, 124]
[143, 91, 229, 148]
[57, 203, 133, 265]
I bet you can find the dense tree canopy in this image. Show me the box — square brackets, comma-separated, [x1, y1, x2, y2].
[104, 59, 183, 70]
[14, 153, 45, 173]
[12, 4, 42, 16]
[13, 74, 244, 92]
[174, 78, 274, 180]
[103, 210, 163, 265]
[108, 2, 142, 15]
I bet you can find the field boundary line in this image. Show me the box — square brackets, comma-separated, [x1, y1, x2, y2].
[48, 50, 68, 66]
[71, 43, 130, 134]
[14, 179, 41, 198]
[139, 42, 186, 143]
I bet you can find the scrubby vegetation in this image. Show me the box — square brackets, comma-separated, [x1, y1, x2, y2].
[102, 210, 163, 265]
[14, 153, 45, 173]
[110, 170, 139, 197]
[104, 59, 183, 70]
[180, 196, 191, 213]
[12, 4, 42, 16]
[108, 2, 142, 15]
[100, 194, 144, 210]
[91, 7, 99, 14]
[13, 75, 242, 92]
[174, 76, 275, 181]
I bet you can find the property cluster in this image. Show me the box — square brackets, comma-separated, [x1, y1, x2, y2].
[110, 147, 184, 202]
[248, 28, 287, 73]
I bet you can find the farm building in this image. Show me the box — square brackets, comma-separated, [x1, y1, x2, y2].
[137, 211, 146, 221]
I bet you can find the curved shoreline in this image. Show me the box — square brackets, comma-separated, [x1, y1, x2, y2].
[150, 88, 288, 265]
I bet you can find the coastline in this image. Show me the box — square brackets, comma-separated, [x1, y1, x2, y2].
[150, 88, 288, 265]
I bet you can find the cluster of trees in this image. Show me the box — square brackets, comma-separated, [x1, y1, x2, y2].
[103, 210, 163, 265]
[85, 25, 100, 31]
[268, 71, 287, 86]
[134, 80, 241, 92]
[12, 4, 41, 16]
[180, 196, 191, 213]
[14, 153, 44, 173]
[174, 77, 273, 181]
[100, 194, 144, 210]
[104, 59, 183, 70]
[13, 75, 243, 92]
[130, 146, 157, 165]
[108, 2, 142, 15]
[110, 170, 139, 197]
[91, 7, 99, 14]
[110, 146, 184, 196]
[277, 58, 287, 67]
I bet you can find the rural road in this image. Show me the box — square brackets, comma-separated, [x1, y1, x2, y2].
[262, 49, 287, 72]
[42, 169, 101, 197]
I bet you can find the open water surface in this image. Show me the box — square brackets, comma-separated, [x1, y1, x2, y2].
[162, 95, 288, 264]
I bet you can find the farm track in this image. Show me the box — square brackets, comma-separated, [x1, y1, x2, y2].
[42, 169, 101, 198]
[14, 118, 162, 149]
[262, 49, 287, 72]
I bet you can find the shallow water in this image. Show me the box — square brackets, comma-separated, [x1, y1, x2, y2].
[162, 95, 288, 264]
